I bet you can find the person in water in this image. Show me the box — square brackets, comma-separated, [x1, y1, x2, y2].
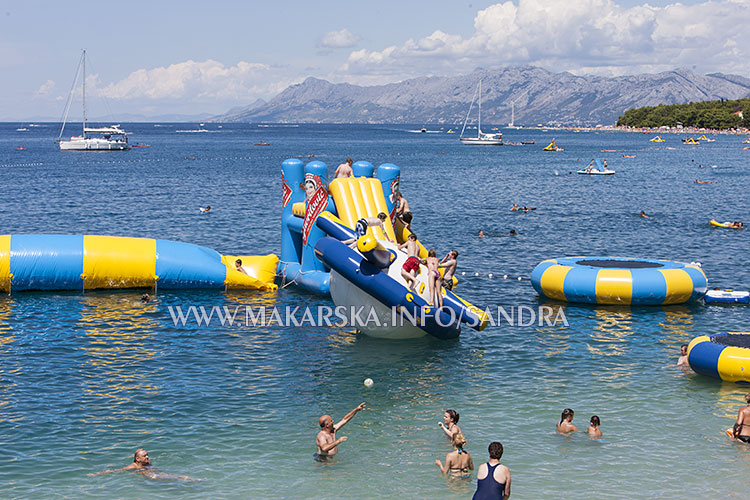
[88, 449, 193, 480]
[729, 221, 744, 228]
[315, 402, 366, 459]
[586, 416, 602, 438]
[438, 409, 461, 439]
[733, 394, 750, 443]
[510, 204, 518, 211]
[472, 441, 511, 500]
[334, 157, 353, 178]
[478, 230, 485, 238]
[199, 205, 211, 213]
[677, 344, 689, 366]
[140, 293, 150, 304]
[638, 210, 649, 218]
[234, 259, 248, 275]
[440, 250, 458, 291]
[556, 408, 578, 433]
[435, 432, 474, 477]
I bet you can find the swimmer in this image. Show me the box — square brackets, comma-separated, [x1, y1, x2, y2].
[733, 394, 750, 443]
[140, 293, 150, 304]
[438, 409, 461, 439]
[199, 205, 211, 213]
[695, 179, 715, 184]
[334, 157, 353, 178]
[315, 402, 366, 459]
[638, 210, 649, 218]
[440, 250, 458, 291]
[426, 249, 443, 307]
[586, 416, 602, 438]
[508, 229, 517, 235]
[88, 449, 193, 480]
[234, 259, 248, 275]
[473, 442, 511, 500]
[510, 204, 519, 212]
[729, 221, 744, 228]
[556, 408, 578, 434]
[677, 344, 689, 367]
[399, 234, 420, 291]
[478, 230, 485, 238]
[435, 432, 474, 477]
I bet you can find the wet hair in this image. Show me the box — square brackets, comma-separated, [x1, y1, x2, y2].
[140, 294, 150, 303]
[428, 249, 437, 257]
[488, 441, 504, 459]
[452, 432, 467, 449]
[134, 448, 147, 461]
[561, 408, 574, 422]
[590, 415, 601, 427]
[377, 212, 387, 220]
[401, 212, 413, 224]
[235, 259, 243, 265]
[408, 233, 417, 240]
[681, 344, 688, 351]
[451, 250, 459, 258]
[446, 409, 459, 424]
[745, 394, 750, 404]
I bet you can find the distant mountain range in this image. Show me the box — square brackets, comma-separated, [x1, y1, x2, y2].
[213, 66, 750, 126]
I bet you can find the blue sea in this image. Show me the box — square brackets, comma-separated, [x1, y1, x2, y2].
[1, 123, 749, 499]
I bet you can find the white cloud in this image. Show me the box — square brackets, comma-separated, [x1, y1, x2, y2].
[339, 0, 750, 79]
[93, 59, 289, 102]
[319, 28, 360, 49]
[35, 79, 55, 97]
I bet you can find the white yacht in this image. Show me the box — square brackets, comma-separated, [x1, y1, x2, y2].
[57, 50, 130, 151]
[460, 80, 503, 145]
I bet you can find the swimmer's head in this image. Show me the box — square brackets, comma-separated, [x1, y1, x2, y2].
[680, 344, 688, 355]
[235, 259, 243, 267]
[745, 394, 750, 404]
[452, 432, 467, 449]
[319, 415, 333, 429]
[428, 249, 437, 258]
[561, 408, 574, 422]
[450, 250, 459, 258]
[488, 441, 504, 460]
[134, 448, 150, 466]
[140, 294, 150, 304]
[377, 212, 387, 221]
[444, 409, 459, 425]
[590, 415, 600, 427]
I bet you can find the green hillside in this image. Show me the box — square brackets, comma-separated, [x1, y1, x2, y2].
[617, 98, 750, 129]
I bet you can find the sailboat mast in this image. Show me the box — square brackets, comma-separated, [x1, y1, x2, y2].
[82, 50, 86, 134]
[477, 80, 481, 137]
[511, 101, 514, 127]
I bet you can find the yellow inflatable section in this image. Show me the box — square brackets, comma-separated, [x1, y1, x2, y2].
[329, 177, 398, 242]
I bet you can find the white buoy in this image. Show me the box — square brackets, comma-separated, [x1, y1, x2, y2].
[518, 277, 522, 280]
[488, 274, 493, 278]
[461, 272, 465, 276]
[364, 378, 374, 388]
[475, 272, 479, 276]
[503, 275, 508, 279]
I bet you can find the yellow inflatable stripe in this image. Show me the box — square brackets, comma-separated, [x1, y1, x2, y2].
[223, 254, 279, 290]
[0, 235, 10, 293]
[718, 346, 750, 383]
[83, 235, 156, 289]
[596, 269, 632, 305]
[540, 265, 572, 301]
[329, 178, 397, 242]
[687, 335, 710, 356]
[659, 269, 694, 305]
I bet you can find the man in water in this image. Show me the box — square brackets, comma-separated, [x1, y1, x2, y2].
[89, 449, 194, 480]
[677, 344, 689, 367]
[638, 211, 649, 218]
[140, 293, 150, 304]
[733, 394, 750, 443]
[440, 250, 459, 291]
[334, 158, 353, 178]
[315, 402, 366, 460]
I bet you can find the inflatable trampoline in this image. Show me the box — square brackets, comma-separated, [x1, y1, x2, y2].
[688, 333, 750, 383]
[530, 256, 707, 305]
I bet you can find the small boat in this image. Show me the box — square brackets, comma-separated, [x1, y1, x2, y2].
[622, 154, 636, 158]
[446, 129, 455, 133]
[543, 139, 562, 151]
[131, 144, 151, 148]
[601, 149, 616, 152]
[420, 128, 427, 133]
[697, 135, 715, 142]
[520, 140, 535, 145]
[710, 219, 743, 228]
[743, 137, 750, 144]
[649, 136, 665, 142]
[15, 147, 26, 151]
[704, 289, 750, 305]
[459, 80, 503, 145]
[253, 141, 270, 146]
[16, 128, 28, 132]
[577, 158, 614, 175]
[682, 137, 700, 145]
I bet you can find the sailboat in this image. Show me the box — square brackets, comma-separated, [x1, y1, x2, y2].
[57, 50, 130, 151]
[460, 80, 502, 145]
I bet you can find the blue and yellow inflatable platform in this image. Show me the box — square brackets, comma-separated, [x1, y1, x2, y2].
[688, 332, 750, 383]
[530, 256, 707, 305]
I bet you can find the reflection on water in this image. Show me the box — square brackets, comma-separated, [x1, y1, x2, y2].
[587, 307, 633, 357]
[657, 305, 695, 350]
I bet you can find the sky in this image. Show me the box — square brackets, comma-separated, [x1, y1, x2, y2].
[1, 0, 748, 120]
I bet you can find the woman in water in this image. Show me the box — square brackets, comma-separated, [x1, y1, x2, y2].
[586, 415, 602, 438]
[556, 408, 578, 433]
[435, 432, 473, 477]
[438, 409, 461, 439]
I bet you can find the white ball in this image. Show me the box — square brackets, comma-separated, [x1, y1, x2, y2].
[364, 378, 374, 388]
[488, 273, 493, 278]
[475, 272, 479, 276]
[517, 277, 522, 280]
[503, 275, 508, 279]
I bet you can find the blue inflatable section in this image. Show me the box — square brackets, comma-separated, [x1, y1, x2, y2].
[155, 239, 227, 289]
[10, 234, 84, 291]
[687, 340, 722, 379]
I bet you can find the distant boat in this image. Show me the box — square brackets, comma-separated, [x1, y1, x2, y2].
[459, 80, 503, 145]
[622, 154, 636, 158]
[253, 141, 270, 146]
[446, 129, 455, 134]
[131, 144, 151, 148]
[420, 127, 427, 133]
[56, 50, 130, 151]
[682, 137, 700, 145]
[743, 137, 750, 144]
[15, 147, 26, 151]
[577, 159, 614, 175]
[16, 127, 28, 132]
[520, 140, 535, 145]
[650, 136, 665, 142]
[697, 134, 715, 142]
[543, 139, 563, 151]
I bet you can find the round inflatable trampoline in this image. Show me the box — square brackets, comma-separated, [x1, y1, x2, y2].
[530, 256, 707, 305]
[688, 333, 750, 383]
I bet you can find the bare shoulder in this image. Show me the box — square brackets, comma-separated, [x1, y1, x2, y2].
[494, 464, 510, 481]
[476, 462, 489, 479]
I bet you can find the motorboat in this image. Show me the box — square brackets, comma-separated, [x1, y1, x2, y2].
[459, 80, 502, 145]
[57, 50, 130, 151]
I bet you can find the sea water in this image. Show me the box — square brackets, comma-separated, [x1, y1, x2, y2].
[1, 123, 749, 499]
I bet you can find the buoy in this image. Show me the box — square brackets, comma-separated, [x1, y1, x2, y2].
[503, 275, 508, 279]
[488, 274, 493, 278]
[475, 272, 479, 276]
[364, 378, 374, 388]
[517, 277, 522, 280]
